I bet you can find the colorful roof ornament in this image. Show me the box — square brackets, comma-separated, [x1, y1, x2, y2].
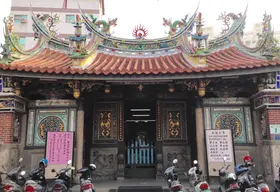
[35, 12, 60, 38]
[95, 18, 117, 36]
[163, 17, 185, 39]
[217, 12, 242, 35]
[68, 15, 87, 58]
[132, 25, 148, 40]
[190, 12, 209, 55]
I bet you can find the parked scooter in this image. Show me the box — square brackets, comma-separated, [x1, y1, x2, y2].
[20, 158, 49, 192]
[187, 160, 211, 192]
[235, 156, 258, 192]
[274, 163, 280, 192]
[213, 156, 240, 192]
[255, 174, 270, 192]
[77, 164, 97, 192]
[164, 159, 184, 192]
[2, 157, 25, 192]
[50, 160, 75, 192]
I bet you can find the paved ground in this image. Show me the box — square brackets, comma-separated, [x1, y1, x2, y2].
[66, 180, 220, 192]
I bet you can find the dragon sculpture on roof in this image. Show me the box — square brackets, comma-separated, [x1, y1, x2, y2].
[163, 16, 187, 37]
[95, 18, 117, 35]
[217, 12, 243, 35]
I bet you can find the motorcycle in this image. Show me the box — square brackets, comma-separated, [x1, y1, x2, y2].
[274, 163, 280, 192]
[20, 166, 48, 192]
[187, 160, 211, 192]
[50, 160, 75, 192]
[77, 164, 97, 192]
[2, 157, 26, 192]
[255, 174, 270, 192]
[213, 156, 240, 192]
[164, 159, 184, 192]
[235, 156, 258, 192]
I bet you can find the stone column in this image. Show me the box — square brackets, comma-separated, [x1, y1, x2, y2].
[75, 99, 84, 178]
[195, 99, 207, 178]
[0, 93, 27, 181]
[252, 90, 280, 184]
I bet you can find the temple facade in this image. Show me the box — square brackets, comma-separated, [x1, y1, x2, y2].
[0, 3, 280, 184]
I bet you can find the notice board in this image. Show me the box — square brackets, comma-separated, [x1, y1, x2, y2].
[205, 129, 235, 176]
[45, 131, 74, 179]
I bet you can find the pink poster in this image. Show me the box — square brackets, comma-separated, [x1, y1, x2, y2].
[46, 132, 74, 165]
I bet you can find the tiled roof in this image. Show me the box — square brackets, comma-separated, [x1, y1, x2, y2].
[0, 47, 278, 75]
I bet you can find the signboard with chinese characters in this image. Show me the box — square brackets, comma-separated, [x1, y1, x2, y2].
[269, 124, 280, 140]
[205, 129, 235, 176]
[45, 131, 74, 179]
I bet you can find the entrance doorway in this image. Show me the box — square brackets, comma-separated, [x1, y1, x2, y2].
[124, 100, 156, 179]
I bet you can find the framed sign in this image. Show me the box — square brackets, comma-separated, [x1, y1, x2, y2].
[205, 129, 235, 176]
[45, 131, 74, 179]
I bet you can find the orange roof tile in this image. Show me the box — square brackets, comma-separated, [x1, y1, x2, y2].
[0, 47, 278, 75]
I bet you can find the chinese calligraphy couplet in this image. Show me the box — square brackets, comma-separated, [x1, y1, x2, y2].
[206, 129, 234, 162]
[46, 132, 74, 165]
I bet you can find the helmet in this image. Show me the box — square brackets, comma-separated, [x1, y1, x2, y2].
[235, 164, 249, 175]
[243, 156, 252, 163]
[89, 164, 96, 171]
[228, 173, 237, 181]
[39, 158, 48, 168]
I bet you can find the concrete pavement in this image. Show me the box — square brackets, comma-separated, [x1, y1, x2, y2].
[67, 179, 220, 192]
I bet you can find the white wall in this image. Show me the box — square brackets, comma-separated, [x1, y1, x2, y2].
[11, 0, 101, 49]
[12, 0, 100, 10]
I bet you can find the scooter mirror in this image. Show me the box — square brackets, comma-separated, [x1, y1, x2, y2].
[193, 160, 198, 165]
[51, 169, 56, 173]
[20, 171, 26, 176]
[19, 158, 23, 163]
[67, 160, 72, 165]
[71, 166, 75, 170]
[173, 159, 178, 164]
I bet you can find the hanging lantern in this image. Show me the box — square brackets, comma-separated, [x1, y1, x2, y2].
[73, 88, 80, 99]
[15, 87, 21, 96]
[168, 83, 175, 93]
[198, 87, 206, 97]
[104, 85, 111, 94]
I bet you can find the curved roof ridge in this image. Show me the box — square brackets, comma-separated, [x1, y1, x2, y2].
[78, 1, 199, 43]
[208, 4, 248, 51]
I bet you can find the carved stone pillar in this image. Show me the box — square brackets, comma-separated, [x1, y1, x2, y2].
[75, 99, 84, 181]
[252, 89, 280, 184]
[117, 101, 125, 180]
[195, 99, 207, 178]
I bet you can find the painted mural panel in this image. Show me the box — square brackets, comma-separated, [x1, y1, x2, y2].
[162, 102, 187, 143]
[93, 102, 118, 144]
[34, 109, 69, 146]
[211, 107, 246, 143]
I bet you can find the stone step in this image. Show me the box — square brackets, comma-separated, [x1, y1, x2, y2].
[117, 186, 163, 192]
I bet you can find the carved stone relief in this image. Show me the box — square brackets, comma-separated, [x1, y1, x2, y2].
[262, 145, 272, 179]
[260, 110, 269, 139]
[0, 145, 19, 177]
[90, 148, 117, 180]
[163, 146, 191, 175]
[162, 102, 187, 142]
[270, 145, 280, 179]
[93, 102, 118, 143]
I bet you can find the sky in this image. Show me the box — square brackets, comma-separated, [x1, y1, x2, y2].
[0, 0, 279, 42]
